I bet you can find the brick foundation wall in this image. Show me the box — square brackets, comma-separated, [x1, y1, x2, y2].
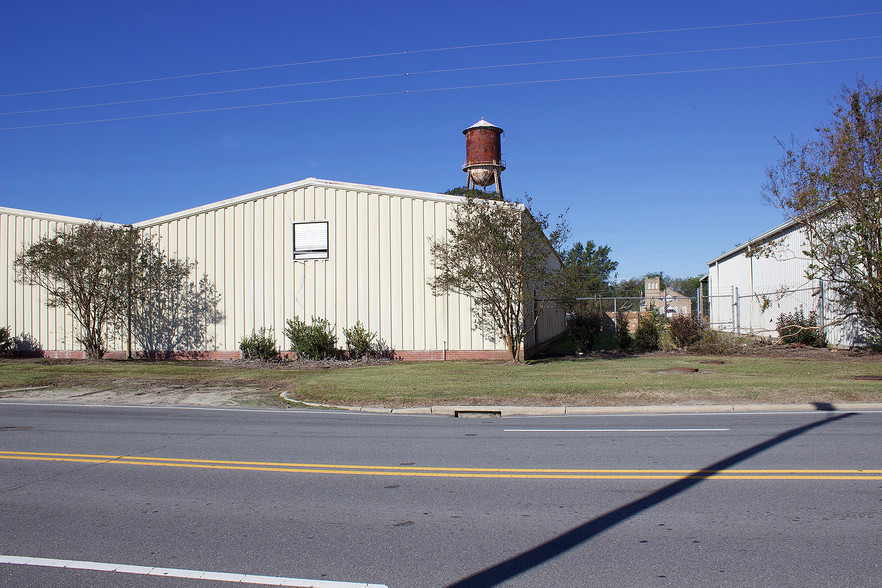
[44, 350, 243, 361]
[42, 349, 515, 361]
[392, 349, 514, 361]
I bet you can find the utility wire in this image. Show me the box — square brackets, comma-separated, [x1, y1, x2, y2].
[1, 10, 880, 98]
[3, 35, 878, 116]
[2, 55, 878, 131]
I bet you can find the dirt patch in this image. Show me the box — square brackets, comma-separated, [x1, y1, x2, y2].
[0, 385, 268, 407]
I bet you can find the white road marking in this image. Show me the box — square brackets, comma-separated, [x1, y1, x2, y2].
[504, 428, 730, 432]
[0, 555, 387, 587]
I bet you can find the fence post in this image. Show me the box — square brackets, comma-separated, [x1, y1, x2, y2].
[733, 286, 740, 335]
[613, 296, 618, 331]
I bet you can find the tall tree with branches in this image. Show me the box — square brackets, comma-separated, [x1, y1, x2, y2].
[14, 222, 136, 358]
[560, 240, 618, 305]
[429, 195, 568, 361]
[15, 223, 224, 359]
[763, 79, 882, 342]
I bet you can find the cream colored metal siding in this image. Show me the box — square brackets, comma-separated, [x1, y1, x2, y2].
[136, 184, 506, 354]
[0, 208, 93, 353]
[4, 181, 544, 356]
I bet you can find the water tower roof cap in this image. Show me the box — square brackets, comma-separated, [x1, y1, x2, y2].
[463, 118, 503, 134]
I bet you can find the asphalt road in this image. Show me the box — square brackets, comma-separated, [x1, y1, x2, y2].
[1, 402, 880, 587]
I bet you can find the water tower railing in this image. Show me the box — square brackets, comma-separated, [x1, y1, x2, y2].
[462, 159, 506, 169]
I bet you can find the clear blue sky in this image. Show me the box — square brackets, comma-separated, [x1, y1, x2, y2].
[2, 1, 880, 280]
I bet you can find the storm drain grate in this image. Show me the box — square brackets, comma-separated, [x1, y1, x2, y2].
[454, 410, 501, 418]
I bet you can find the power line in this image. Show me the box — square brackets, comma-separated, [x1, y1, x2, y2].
[3, 35, 878, 117]
[1, 10, 880, 98]
[2, 55, 878, 131]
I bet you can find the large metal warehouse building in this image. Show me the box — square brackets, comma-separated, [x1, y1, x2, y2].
[1, 178, 565, 360]
[706, 217, 873, 348]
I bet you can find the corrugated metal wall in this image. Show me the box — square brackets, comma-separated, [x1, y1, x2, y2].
[136, 182, 509, 354]
[3, 180, 568, 356]
[1, 209, 93, 352]
[707, 223, 863, 347]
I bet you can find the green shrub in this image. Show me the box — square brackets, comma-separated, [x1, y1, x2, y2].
[634, 310, 662, 352]
[658, 326, 677, 351]
[13, 332, 44, 358]
[776, 308, 826, 346]
[614, 309, 632, 350]
[567, 309, 603, 354]
[690, 328, 738, 355]
[285, 316, 338, 360]
[0, 326, 12, 357]
[239, 327, 279, 360]
[669, 314, 701, 349]
[0, 330, 44, 358]
[372, 338, 395, 360]
[343, 321, 376, 360]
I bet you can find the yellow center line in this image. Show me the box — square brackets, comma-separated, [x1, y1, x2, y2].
[2, 450, 880, 480]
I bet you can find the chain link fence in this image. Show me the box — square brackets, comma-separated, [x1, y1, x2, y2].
[707, 284, 822, 338]
[574, 294, 705, 333]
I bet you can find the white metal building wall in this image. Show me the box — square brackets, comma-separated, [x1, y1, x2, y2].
[1, 208, 95, 352]
[3, 179, 567, 356]
[707, 220, 865, 347]
[134, 179, 512, 355]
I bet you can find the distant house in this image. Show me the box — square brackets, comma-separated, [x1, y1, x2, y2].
[640, 277, 692, 318]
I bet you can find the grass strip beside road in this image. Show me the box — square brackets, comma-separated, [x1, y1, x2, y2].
[1, 354, 880, 408]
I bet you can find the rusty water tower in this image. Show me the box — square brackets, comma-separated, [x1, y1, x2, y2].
[462, 118, 505, 198]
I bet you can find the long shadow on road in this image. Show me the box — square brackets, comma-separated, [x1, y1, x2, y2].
[447, 412, 857, 587]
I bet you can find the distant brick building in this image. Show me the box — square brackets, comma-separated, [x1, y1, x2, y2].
[640, 277, 692, 317]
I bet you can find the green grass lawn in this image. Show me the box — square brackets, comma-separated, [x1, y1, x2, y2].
[1, 353, 880, 408]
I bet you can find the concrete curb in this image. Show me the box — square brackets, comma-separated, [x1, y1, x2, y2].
[277, 393, 882, 416]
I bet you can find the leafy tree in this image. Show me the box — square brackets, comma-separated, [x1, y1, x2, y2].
[14, 222, 135, 359]
[612, 277, 644, 298]
[125, 239, 224, 359]
[567, 305, 603, 354]
[667, 276, 702, 299]
[14, 222, 223, 359]
[561, 240, 618, 304]
[634, 309, 662, 352]
[762, 79, 882, 342]
[429, 194, 568, 361]
[444, 186, 503, 201]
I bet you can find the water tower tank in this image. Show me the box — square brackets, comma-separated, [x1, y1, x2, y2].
[462, 118, 505, 197]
